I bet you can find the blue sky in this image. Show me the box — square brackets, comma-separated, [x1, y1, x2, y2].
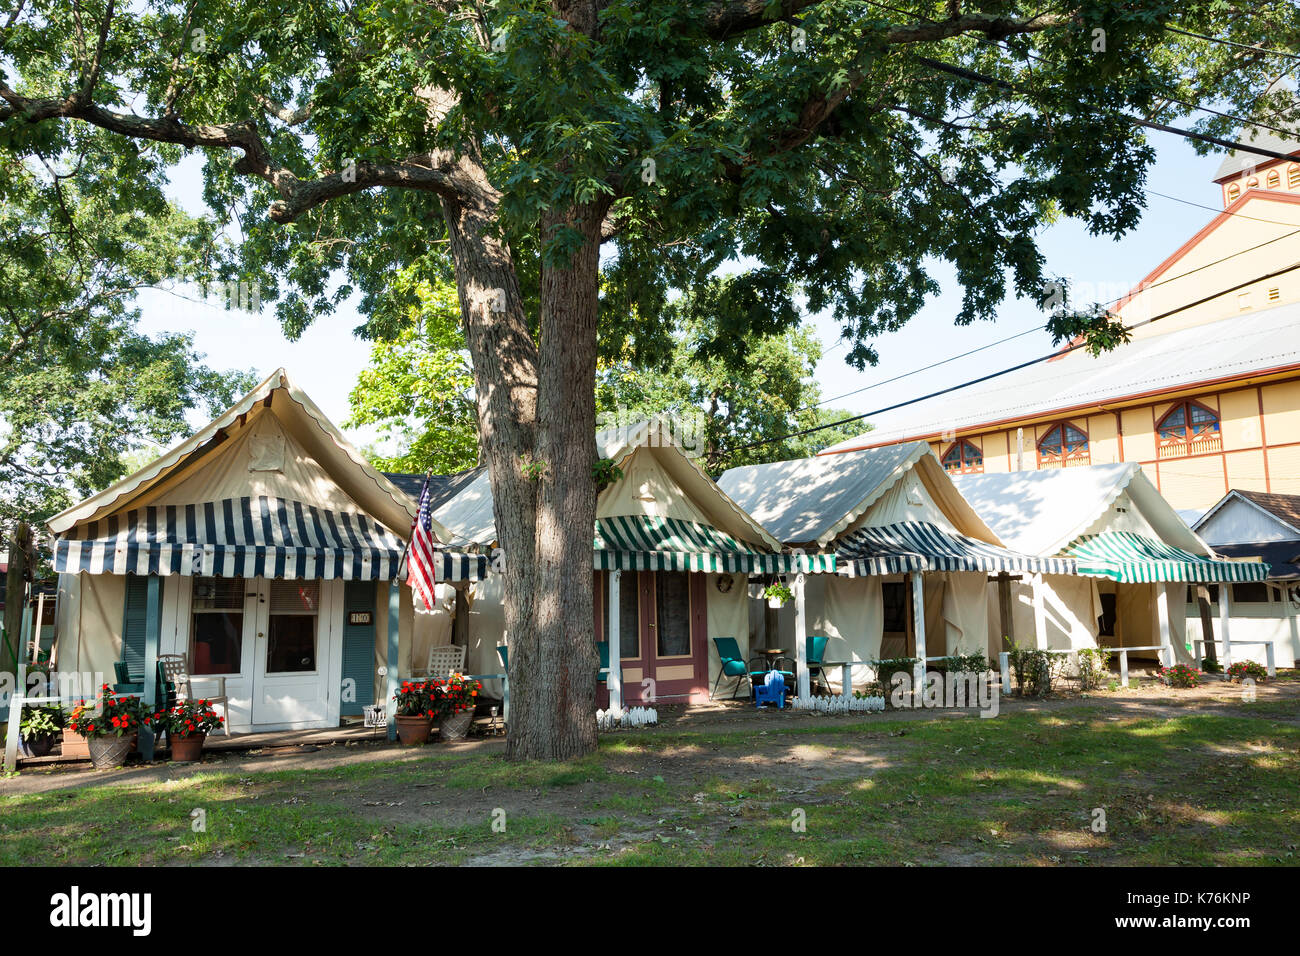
[133, 131, 1225, 454]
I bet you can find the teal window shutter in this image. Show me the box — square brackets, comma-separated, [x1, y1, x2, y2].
[341, 581, 377, 715]
[120, 575, 163, 682]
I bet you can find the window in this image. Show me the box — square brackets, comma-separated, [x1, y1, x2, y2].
[1231, 582, 1270, 604]
[941, 440, 983, 474]
[1289, 164, 1300, 190]
[1156, 401, 1221, 458]
[191, 577, 245, 674]
[1037, 422, 1090, 468]
[882, 582, 908, 633]
[266, 580, 319, 672]
[654, 571, 691, 657]
[1226, 182, 1241, 203]
[1267, 169, 1281, 189]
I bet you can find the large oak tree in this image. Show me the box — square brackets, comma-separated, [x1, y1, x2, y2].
[4, 0, 1297, 758]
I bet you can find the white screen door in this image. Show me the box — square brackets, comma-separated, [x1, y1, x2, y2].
[250, 580, 328, 726]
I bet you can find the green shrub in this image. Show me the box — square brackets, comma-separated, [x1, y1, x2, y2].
[1075, 647, 1112, 690]
[937, 651, 989, 675]
[1006, 643, 1063, 697]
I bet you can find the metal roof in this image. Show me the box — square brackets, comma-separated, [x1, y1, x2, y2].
[384, 467, 485, 512]
[952, 464, 1139, 556]
[716, 442, 932, 546]
[1209, 541, 1300, 580]
[821, 300, 1300, 453]
[1214, 126, 1300, 181]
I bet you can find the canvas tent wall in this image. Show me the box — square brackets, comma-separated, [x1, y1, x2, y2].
[952, 464, 1268, 667]
[46, 369, 486, 734]
[720, 443, 1071, 693]
[428, 420, 791, 705]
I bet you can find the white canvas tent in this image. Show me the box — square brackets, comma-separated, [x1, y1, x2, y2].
[47, 369, 487, 739]
[719, 443, 1072, 694]
[952, 464, 1269, 668]
[427, 420, 806, 707]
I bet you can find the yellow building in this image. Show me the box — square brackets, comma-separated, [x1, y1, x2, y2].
[822, 136, 1300, 516]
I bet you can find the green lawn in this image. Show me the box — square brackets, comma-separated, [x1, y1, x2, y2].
[2, 702, 1297, 866]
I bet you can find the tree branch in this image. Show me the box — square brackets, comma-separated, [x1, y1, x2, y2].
[0, 92, 485, 220]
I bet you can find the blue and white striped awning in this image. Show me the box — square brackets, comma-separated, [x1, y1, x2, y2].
[52, 496, 487, 582]
[1065, 532, 1269, 583]
[593, 515, 836, 574]
[837, 522, 1077, 577]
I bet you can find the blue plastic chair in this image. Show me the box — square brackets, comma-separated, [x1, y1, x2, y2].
[754, 671, 786, 709]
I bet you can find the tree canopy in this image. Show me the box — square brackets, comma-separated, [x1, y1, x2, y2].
[0, 124, 257, 532]
[6, 0, 1298, 758]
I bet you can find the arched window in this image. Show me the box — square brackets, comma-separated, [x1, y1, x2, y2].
[1037, 422, 1090, 468]
[1156, 400, 1221, 458]
[1267, 169, 1281, 189]
[1289, 164, 1300, 190]
[1226, 182, 1241, 203]
[941, 440, 983, 474]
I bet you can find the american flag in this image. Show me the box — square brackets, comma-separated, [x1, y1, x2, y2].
[406, 477, 438, 611]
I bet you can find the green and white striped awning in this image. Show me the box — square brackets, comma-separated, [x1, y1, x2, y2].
[593, 515, 835, 574]
[1065, 531, 1270, 583]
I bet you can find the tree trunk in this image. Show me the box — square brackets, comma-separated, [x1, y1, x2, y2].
[439, 179, 607, 760]
[512, 205, 604, 759]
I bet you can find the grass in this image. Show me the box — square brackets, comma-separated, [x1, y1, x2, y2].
[2, 701, 1297, 866]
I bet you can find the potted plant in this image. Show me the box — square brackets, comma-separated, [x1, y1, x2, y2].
[67, 685, 153, 769]
[19, 705, 63, 758]
[763, 581, 794, 609]
[393, 681, 434, 745]
[431, 674, 482, 741]
[163, 699, 225, 762]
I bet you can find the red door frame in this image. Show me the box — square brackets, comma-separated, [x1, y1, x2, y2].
[595, 569, 709, 707]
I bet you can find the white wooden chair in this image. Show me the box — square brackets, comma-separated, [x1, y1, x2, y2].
[157, 653, 232, 735]
[425, 644, 466, 680]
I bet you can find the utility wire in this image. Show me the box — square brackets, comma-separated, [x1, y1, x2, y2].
[1164, 25, 1300, 64]
[723, 258, 1300, 455]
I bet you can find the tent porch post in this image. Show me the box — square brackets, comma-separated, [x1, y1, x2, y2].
[911, 572, 926, 696]
[1156, 584, 1172, 667]
[794, 573, 809, 699]
[386, 578, 400, 741]
[1219, 586, 1233, 668]
[607, 570, 623, 710]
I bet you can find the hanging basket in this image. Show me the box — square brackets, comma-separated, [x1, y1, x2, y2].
[438, 709, 474, 741]
[767, 596, 786, 609]
[87, 734, 137, 770]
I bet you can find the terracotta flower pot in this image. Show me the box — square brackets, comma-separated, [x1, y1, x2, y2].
[87, 734, 137, 770]
[170, 732, 206, 762]
[439, 709, 474, 741]
[395, 715, 433, 745]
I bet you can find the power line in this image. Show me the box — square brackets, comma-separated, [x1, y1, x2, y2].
[811, 215, 1300, 411]
[859, 0, 1300, 138]
[1164, 25, 1300, 64]
[814, 322, 1045, 407]
[911, 55, 1300, 165]
[726, 258, 1300, 455]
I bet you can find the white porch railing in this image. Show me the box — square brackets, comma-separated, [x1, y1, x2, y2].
[1192, 639, 1275, 678]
